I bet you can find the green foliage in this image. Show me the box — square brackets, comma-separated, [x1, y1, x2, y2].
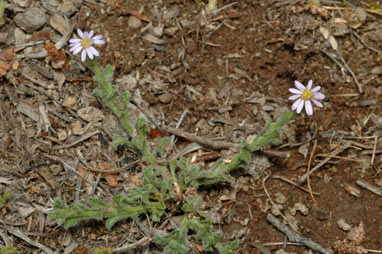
[216, 241, 239, 254]
[155, 216, 190, 254]
[0, 245, 17, 254]
[94, 247, 112, 254]
[0, 190, 10, 207]
[0, 1, 5, 26]
[50, 56, 299, 254]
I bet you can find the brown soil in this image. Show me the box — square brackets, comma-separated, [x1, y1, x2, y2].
[1, 0, 382, 253]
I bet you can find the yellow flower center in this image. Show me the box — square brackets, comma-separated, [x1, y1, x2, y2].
[301, 89, 312, 100]
[81, 38, 91, 49]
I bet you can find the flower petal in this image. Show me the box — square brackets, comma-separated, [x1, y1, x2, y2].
[311, 99, 323, 107]
[307, 80, 313, 90]
[89, 30, 94, 38]
[86, 48, 94, 59]
[69, 38, 81, 43]
[77, 29, 84, 38]
[291, 99, 300, 110]
[311, 86, 321, 93]
[81, 50, 87, 62]
[305, 100, 313, 115]
[89, 46, 99, 56]
[296, 99, 304, 113]
[312, 92, 325, 100]
[69, 44, 80, 52]
[294, 80, 305, 91]
[93, 39, 105, 45]
[289, 94, 301, 100]
[289, 88, 303, 94]
[92, 35, 103, 40]
[72, 46, 83, 55]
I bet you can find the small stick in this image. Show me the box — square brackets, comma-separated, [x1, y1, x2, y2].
[307, 140, 318, 205]
[8, 228, 55, 254]
[297, 141, 353, 184]
[356, 179, 382, 196]
[272, 175, 320, 196]
[170, 109, 188, 144]
[263, 174, 297, 232]
[210, 2, 237, 16]
[262, 241, 303, 247]
[338, 54, 363, 93]
[352, 30, 382, 54]
[113, 236, 151, 254]
[53, 130, 100, 150]
[371, 136, 378, 165]
[266, 214, 333, 254]
[162, 125, 241, 151]
[76, 148, 140, 173]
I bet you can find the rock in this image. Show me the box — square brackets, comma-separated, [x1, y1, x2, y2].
[271, 204, 283, 216]
[337, 218, 351, 231]
[77, 106, 104, 122]
[164, 26, 178, 36]
[40, 0, 82, 17]
[63, 95, 76, 108]
[128, 16, 141, 29]
[57, 129, 67, 141]
[290, 202, 309, 216]
[162, 7, 180, 20]
[13, 0, 31, 8]
[142, 33, 166, 45]
[247, 154, 271, 177]
[14, 7, 48, 33]
[149, 25, 164, 37]
[158, 93, 173, 104]
[275, 193, 287, 204]
[116, 74, 137, 92]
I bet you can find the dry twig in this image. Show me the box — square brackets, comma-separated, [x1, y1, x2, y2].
[297, 141, 353, 184]
[356, 179, 382, 196]
[307, 140, 318, 205]
[267, 214, 333, 254]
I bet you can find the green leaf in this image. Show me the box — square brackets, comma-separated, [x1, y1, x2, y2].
[0, 190, 10, 207]
[105, 213, 135, 230]
[111, 135, 129, 148]
[182, 196, 203, 214]
[155, 216, 190, 254]
[88, 198, 108, 208]
[159, 137, 171, 158]
[121, 92, 130, 105]
[103, 64, 114, 83]
[94, 247, 112, 254]
[216, 240, 239, 254]
[0, 245, 17, 254]
[189, 216, 222, 251]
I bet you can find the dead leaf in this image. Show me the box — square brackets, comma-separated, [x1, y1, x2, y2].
[0, 47, 14, 61]
[29, 30, 53, 42]
[78, 106, 105, 122]
[49, 13, 69, 35]
[12, 60, 19, 71]
[45, 42, 69, 70]
[75, 247, 88, 254]
[0, 61, 10, 72]
[105, 173, 118, 187]
[130, 174, 142, 187]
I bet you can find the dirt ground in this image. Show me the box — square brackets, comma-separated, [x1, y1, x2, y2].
[1, 0, 382, 253]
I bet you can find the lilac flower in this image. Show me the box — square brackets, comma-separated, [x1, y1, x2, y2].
[289, 80, 325, 116]
[69, 29, 105, 62]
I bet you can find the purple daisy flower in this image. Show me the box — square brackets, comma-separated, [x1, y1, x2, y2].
[69, 29, 105, 62]
[289, 80, 325, 116]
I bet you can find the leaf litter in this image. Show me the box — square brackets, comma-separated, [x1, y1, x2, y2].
[0, 0, 382, 253]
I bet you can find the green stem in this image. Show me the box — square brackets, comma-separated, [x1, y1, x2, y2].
[248, 110, 299, 151]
